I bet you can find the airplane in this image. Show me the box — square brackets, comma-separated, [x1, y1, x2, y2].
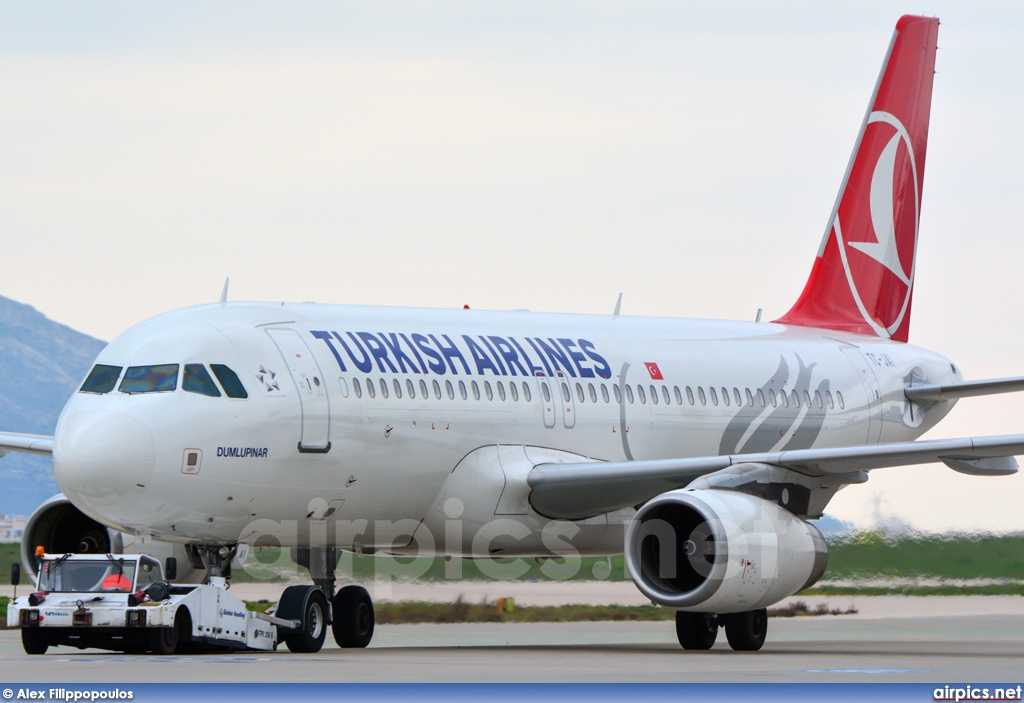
[2, 14, 1023, 653]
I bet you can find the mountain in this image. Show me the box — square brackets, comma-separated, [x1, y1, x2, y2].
[808, 514, 859, 540]
[0, 295, 106, 516]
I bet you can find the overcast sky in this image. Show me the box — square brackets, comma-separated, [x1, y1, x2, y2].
[3, 2, 1024, 532]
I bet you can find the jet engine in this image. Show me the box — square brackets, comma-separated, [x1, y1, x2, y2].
[19, 494, 196, 583]
[624, 488, 827, 613]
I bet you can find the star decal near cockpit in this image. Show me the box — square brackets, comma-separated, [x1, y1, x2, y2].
[256, 365, 280, 392]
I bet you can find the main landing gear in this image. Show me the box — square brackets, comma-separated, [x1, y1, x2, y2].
[675, 608, 768, 652]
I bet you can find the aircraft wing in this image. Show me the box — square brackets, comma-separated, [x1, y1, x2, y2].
[527, 434, 1024, 520]
[0, 432, 54, 456]
[906, 376, 1024, 401]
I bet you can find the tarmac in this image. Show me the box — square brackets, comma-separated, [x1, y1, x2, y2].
[1, 593, 1022, 683]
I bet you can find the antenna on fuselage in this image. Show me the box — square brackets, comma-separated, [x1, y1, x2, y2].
[755, 307, 763, 323]
[612, 293, 622, 319]
[219, 277, 230, 305]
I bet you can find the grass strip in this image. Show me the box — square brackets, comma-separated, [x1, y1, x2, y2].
[802, 583, 1024, 597]
[244, 598, 856, 623]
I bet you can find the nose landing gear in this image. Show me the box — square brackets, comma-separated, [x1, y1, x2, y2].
[192, 543, 377, 651]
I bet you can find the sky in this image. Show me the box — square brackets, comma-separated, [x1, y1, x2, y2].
[2, 1, 1024, 532]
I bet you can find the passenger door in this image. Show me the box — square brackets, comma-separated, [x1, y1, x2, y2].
[266, 328, 331, 453]
[841, 347, 882, 444]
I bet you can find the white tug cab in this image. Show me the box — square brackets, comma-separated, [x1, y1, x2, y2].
[6, 552, 354, 655]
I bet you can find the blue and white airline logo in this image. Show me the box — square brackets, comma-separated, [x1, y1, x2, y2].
[310, 330, 612, 380]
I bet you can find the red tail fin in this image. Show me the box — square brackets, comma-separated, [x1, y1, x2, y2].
[776, 16, 939, 343]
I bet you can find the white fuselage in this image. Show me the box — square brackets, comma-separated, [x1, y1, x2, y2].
[51, 302, 959, 556]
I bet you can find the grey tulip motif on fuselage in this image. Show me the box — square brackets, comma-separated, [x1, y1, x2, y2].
[718, 354, 831, 456]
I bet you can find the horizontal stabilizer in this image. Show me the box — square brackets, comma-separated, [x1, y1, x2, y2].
[528, 433, 1024, 520]
[905, 376, 1024, 401]
[0, 432, 54, 456]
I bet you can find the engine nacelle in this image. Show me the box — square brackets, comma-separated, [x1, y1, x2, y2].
[624, 488, 827, 613]
[20, 494, 197, 583]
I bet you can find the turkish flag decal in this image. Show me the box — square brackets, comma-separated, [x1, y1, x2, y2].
[645, 362, 663, 380]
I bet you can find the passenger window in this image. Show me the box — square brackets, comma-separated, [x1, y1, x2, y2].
[210, 365, 248, 399]
[601, 384, 609, 403]
[445, 380, 454, 400]
[80, 364, 122, 394]
[733, 388, 742, 406]
[625, 385, 634, 404]
[709, 386, 718, 406]
[339, 377, 350, 398]
[407, 379, 416, 399]
[420, 379, 428, 398]
[614, 384, 622, 404]
[686, 386, 695, 405]
[826, 390, 834, 409]
[561, 382, 571, 403]
[458, 380, 468, 400]
[577, 383, 585, 403]
[183, 364, 221, 397]
[522, 382, 532, 402]
[698, 387, 706, 406]
[721, 386, 730, 407]
[815, 390, 823, 408]
[780, 389, 789, 408]
[510, 382, 519, 401]
[745, 388, 754, 406]
[791, 390, 800, 408]
[366, 378, 376, 398]
[542, 383, 551, 402]
[120, 364, 179, 394]
[589, 383, 598, 403]
[673, 386, 682, 405]
[471, 381, 481, 401]
[648, 385, 657, 404]
[353, 378, 362, 398]
[837, 391, 845, 409]
[432, 379, 441, 399]
[637, 385, 647, 404]
[803, 390, 811, 408]
[380, 379, 389, 399]
[390, 379, 400, 398]
[662, 385, 671, 405]
[757, 389, 765, 407]
[485, 381, 493, 401]
[770, 389, 779, 407]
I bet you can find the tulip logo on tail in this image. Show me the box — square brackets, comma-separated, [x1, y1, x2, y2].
[837, 111, 918, 339]
[775, 15, 938, 344]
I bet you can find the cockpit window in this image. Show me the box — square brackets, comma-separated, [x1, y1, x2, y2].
[119, 364, 179, 394]
[183, 364, 222, 397]
[210, 364, 248, 399]
[80, 364, 122, 394]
